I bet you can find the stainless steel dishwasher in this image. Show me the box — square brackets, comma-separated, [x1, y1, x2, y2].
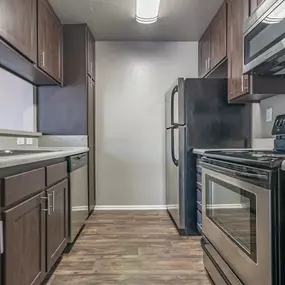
[67, 153, 88, 244]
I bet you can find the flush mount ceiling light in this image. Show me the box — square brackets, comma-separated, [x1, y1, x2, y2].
[136, 0, 161, 24]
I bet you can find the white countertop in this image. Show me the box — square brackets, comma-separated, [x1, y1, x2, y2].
[0, 147, 89, 168]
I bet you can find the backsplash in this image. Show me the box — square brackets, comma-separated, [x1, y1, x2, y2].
[258, 95, 285, 138]
[0, 136, 38, 149]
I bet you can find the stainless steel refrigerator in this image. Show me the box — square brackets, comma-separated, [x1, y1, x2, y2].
[165, 78, 251, 235]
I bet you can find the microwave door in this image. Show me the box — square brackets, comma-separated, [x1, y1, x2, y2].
[244, 0, 285, 74]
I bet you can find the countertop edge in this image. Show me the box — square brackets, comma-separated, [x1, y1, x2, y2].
[0, 147, 89, 169]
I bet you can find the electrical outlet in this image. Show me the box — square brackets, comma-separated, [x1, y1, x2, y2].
[266, 107, 273, 122]
[26, 138, 33, 145]
[17, 138, 25, 145]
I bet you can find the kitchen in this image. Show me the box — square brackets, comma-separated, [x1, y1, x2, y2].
[0, 0, 284, 284]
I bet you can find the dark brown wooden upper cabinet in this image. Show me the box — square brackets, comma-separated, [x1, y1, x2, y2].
[0, 0, 37, 63]
[227, 0, 249, 101]
[38, 0, 62, 83]
[210, 2, 227, 69]
[198, 27, 211, 78]
[87, 29, 95, 80]
[46, 179, 68, 271]
[198, 2, 227, 77]
[4, 192, 46, 285]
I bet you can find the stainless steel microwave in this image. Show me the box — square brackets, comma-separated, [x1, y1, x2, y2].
[244, 0, 285, 75]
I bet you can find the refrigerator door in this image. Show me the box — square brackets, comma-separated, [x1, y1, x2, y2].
[166, 126, 186, 230]
[165, 78, 185, 128]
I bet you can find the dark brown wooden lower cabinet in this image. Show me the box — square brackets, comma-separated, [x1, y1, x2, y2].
[4, 191, 46, 285]
[46, 179, 68, 271]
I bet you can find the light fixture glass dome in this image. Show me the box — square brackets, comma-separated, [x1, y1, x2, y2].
[136, 0, 161, 24]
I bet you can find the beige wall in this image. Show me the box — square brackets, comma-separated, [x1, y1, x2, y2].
[95, 41, 198, 206]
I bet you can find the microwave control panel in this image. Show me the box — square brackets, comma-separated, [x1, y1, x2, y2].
[272, 114, 285, 135]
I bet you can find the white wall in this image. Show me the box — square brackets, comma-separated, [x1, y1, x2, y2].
[96, 41, 198, 206]
[0, 68, 34, 132]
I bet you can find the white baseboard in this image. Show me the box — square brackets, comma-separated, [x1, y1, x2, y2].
[208, 204, 245, 209]
[167, 204, 178, 210]
[72, 206, 88, 211]
[94, 205, 167, 211]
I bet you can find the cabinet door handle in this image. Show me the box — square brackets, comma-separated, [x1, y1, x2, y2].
[42, 194, 52, 215]
[52, 191, 55, 212]
[241, 75, 244, 91]
[42, 51, 45, 67]
[0, 221, 3, 254]
[205, 60, 208, 72]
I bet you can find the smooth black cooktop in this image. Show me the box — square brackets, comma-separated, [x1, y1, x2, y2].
[204, 150, 285, 168]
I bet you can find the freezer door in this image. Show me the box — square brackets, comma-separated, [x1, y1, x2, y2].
[165, 78, 185, 128]
[166, 126, 186, 230]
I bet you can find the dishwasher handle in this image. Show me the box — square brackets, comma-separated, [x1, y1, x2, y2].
[68, 153, 88, 171]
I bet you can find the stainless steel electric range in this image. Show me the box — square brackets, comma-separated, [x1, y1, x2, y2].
[200, 114, 285, 285]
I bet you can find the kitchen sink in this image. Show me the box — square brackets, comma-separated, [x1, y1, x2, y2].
[0, 149, 57, 156]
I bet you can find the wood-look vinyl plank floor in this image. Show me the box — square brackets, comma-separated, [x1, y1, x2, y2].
[47, 211, 211, 285]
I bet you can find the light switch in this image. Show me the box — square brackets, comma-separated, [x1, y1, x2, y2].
[266, 107, 273, 122]
[17, 138, 25, 145]
[26, 138, 33, 145]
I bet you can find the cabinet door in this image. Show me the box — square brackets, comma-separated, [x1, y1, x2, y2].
[4, 192, 45, 285]
[46, 179, 68, 271]
[88, 77, 96, 213]
[87, 30, 95, 80]
[227, 0, 249, 100]
[210, 2, 227, 69]
[199, 27, 211, 77]
[0, 0, 37, 63]
[38, 0, 62, 83]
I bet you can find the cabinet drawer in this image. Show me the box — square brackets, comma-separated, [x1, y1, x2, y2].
[3, 168, 45, 206]
[197, 201, 202, 212]
[197, 210, 202, 225]
[197, 223, 202, 234]
[204, 252, 227, 285]
[197, 172, 202, 183]
[196, 165, 202, 174]
[46, 161, 67, 186]
[197, 185, 202, 203]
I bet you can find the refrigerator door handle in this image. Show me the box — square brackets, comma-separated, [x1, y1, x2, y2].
[170, 85, 178, 126]
[171, 127, 179, 167]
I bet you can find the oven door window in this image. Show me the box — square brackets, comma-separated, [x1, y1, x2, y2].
[244, 1, 285, 65]
[206, 175, 257, 263]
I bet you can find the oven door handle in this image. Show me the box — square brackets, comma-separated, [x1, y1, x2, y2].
[235, 171, 268, 180]
[201, 162, 268, 180]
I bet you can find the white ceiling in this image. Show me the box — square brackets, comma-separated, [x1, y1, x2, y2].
[49, 0, 224, 41]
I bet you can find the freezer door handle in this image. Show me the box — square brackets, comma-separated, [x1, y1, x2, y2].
[171, 127, 179, 167]
[170, 85, 178, 126]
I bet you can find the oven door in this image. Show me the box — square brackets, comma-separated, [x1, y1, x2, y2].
[244, 0, 285, 74]
[202, 165, 272, 285]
